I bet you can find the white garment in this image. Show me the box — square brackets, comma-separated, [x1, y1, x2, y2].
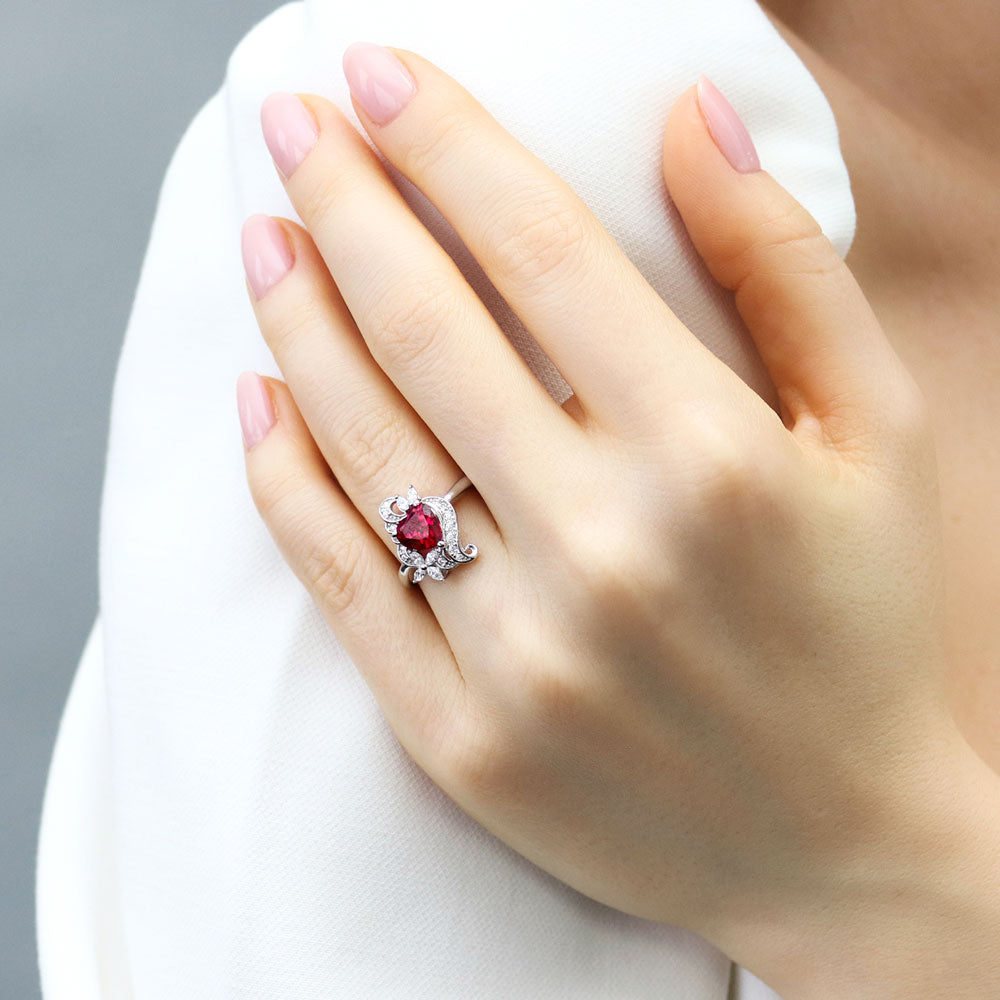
[36, 2, 854, 997]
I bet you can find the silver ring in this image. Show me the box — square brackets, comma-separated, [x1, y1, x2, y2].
[378, 477, 479, 586]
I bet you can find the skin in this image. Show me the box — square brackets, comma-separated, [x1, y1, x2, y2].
[238, 39, 1000, 1000]
[757, 0, 1000, 773]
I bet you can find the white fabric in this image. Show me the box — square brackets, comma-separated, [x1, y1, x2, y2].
[37, 2, 854, 997]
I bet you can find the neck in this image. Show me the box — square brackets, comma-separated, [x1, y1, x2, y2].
[758, 0, 1000, 300]
[759, 0, 1000, 163]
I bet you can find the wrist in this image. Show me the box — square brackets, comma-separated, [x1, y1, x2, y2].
[719, 716, 1000, 1000]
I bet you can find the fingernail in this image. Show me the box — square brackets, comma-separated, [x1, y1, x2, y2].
[241, 215, 293, 300]
[342, 41, 416, 127]
[695, 76, 761, 174]
[236, 371, 276, 450]
[261, 92, 318, 179]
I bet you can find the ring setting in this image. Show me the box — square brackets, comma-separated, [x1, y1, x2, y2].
[378, 478, 478, 585]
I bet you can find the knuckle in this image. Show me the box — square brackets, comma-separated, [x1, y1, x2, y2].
[492, 625, 585, 724]
[262, 295, 329, 353]
[247, 459, 303, 522]
[524, 663, 590, 730]
[366, 270, 459, 372]
[547, 515, 660, 612]
[573, 538, 642, 599]
[303, 531, 372, 619]
[681, 414, 780, 517]
[487, 190, 592, 292]
[443, 715, 519, 799]
[725, 205, 839, 290]
[888, 374, 932, 443]
[879, 373, 935, 470]
[403, 103, 481, 179]
[300, 167, 367, 237]
[698, 443, 761, 509]
[333, 402, 411, 495]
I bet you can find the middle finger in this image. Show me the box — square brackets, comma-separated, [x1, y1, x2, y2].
[338, 42, 724, 427]
[261, 91, 579, 506]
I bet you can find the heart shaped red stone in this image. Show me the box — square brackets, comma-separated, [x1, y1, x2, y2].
[396, 503, 442, 557]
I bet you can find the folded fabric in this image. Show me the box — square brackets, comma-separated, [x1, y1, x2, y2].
[37, 2, 854, 996]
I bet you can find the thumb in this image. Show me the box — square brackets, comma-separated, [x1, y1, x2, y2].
[662, 77, 919, 454]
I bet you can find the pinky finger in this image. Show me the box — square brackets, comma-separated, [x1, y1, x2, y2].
[236, 370, 464, 755]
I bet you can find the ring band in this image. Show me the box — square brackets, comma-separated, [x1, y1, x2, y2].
[378, 477, 479, 586]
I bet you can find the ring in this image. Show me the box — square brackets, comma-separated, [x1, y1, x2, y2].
[378, 476, 479, 586]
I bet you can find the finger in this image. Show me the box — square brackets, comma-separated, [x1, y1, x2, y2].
[336, 43, 729, 429]
[240, 213, 505, 601]
[236, 370, 464, 749]
[661, 78, 923, 454]
[258, 90, 579, 496]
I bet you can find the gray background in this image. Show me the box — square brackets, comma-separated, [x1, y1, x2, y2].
[1, 2, 279, 995]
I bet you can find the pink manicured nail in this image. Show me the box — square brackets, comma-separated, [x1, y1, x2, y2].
[342, 41, 416, 126]
[241, 215, 293, 300]
[695, 76, 761, 174]
[261, 92, 319, 179]
[236, 371, 275, 450]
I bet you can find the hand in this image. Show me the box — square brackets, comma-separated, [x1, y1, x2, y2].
[236, 43, 1000, 998]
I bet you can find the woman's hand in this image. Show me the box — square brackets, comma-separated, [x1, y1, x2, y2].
[236, 43, 1000, 998]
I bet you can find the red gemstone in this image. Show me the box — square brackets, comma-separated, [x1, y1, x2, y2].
[396, 503, 442, 557]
